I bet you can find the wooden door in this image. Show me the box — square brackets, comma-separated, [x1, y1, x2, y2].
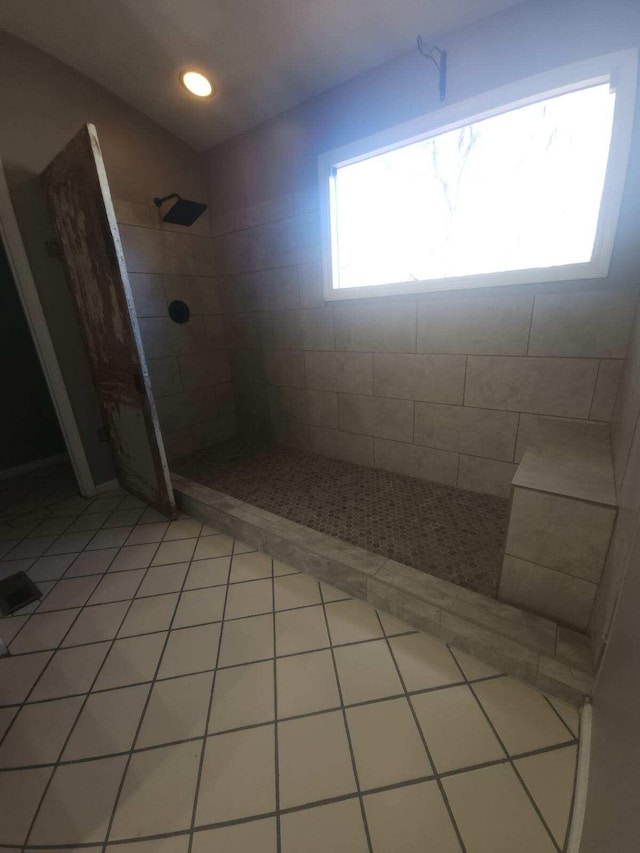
[40, 124, 176, 518]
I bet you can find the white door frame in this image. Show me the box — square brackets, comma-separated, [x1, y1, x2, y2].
[0, 156, 95, 497]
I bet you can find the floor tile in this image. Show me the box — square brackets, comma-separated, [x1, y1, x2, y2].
[0, 706, 16, 739]
[390, 633, 464, 692]
[158, 623, 221, 678]
[230, 551, 273, 583]
[108, 544, 157, 573]
[64, 548, 119, 578]
[325, 599, 384, 645]
[412, 685, 505, 772]
[275, 605, 329, 655]
[378, 610, 415, 636]
[110, 741, 202, 840]
[172, 586, 225, 628]
[184, 556, 231, 590]
[274, 558, 299, 577]
[125, 522, 168, 545]
[334, 639, 403, 704]
[320, 581, 350, 602]
[113, 834, 189, 853]
[546, 695, 580, 738]
[88, 569, 146, 605]
[278, 710, 356, 808]
[515, 745, 577, 846]
[473, 677, 573, 755]
[196, 726, 276, 823]
[364, 780, 462, 853]
[30, 755, 127, 845]
[276, 649, 340, 717]
[9, 609, 79, 653]
[193, 534, 235, 560]
[62, 601, 129, 647]
[37, 575, 100, 612]
[138, 507, 169, 524]
[218, 613, 273, 667]
[0, 651, 52, 705]
[0, 696, 83, 768]
[0, 614, 29, 645]
[443, 763, 557, 852]
[46, 531, 95, 555]
[233, 539, 257, 554]
[164, 519, 203, 541]
[29, 516, 72, 537]
[118, 594, 179, 638]
[274, 573, 321, 610]
[208, 660, 274, 733]
[137, 671, 213, 748]
[0, 766, 52, 845]
[30, 643, 110, 701]
[28, 553, 76, 582]
[63, 684, 150, 760]
[85, 497, 123, 514]
[450, 647, 501, 681]
[281, 799, 369, 853]
[16, 579, 55, 614]
[192, 818, 276, 853]
[151, 539, 197, 567]
[7, 535, 58, 560]
[86, 527, 133, 551]
[225, 578, 273, 619]
[103, 508, 145, 529]
[94, 632, 166, 690]
[136, 562, 189, 597]
[65, 510, 111, 532]
[347, 698, 431, 789]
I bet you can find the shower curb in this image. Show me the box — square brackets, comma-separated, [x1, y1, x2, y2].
[172, 473, 593, 706]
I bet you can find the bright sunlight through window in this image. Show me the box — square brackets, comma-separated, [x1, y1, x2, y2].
[320, 52, 638, 300]
[333, 85, 614, 289]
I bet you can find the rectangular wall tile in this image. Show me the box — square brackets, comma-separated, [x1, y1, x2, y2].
[528, 290, 637, 358]
[229, 349, 266, 385]
[506, 487, 616, 582]
[374, 438, 458, 486]
[147, 358, 182, 398]
[179, 352, 231, 390]
[128, 273, 166, 318]
[457, 456, 517, 498]
[499, 555, 596, 631]
[114, 198, 153, 228]
[373, 353, 465, 404]
[310, 427, 375, 467]
[465, 356, 599, 417]
[279, 387, 339, 429]
[417, 294, 532, 355]
[590, 360, 624, 421]
[224, 313, 269, 349]
[120, 224, 164, 274]
[164, 276, 221, 315]
[339, 394, 413, 442]
[515, 414, 589, 463]
[298, 308, 335, 351]
[264, 350, 306, 388]
[415, 403, 518, 462]
[335, 301, 416, 352]
[298, 261, 324, 309]
[304, 352, 373, 395]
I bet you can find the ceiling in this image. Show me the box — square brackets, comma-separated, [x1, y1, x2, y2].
[0, 0, 523, 151]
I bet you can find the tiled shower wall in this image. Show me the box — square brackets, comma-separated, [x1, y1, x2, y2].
[210, 190, 636, 497]
[115, 199, 236, 462]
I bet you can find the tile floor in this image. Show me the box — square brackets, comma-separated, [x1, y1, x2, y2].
[0, 474, 579, 852]
[174, 439, 509, 596]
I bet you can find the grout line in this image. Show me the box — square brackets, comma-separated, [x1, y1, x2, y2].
[318, 582, 374, 853]
[543, 694, 579, 741]
[270, 555, 282, 853]
[377, 612, 468, 853]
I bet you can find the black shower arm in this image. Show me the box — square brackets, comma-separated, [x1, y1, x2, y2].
[153, 193, 181, 207]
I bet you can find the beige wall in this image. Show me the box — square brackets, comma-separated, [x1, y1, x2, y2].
[205, 0, 640, 497]
[0, 29, 210, 484]
[116, 200, 235, 461]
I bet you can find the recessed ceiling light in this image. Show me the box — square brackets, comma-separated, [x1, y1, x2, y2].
[181, 71, 213, 98]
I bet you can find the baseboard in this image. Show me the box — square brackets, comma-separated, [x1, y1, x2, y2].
[567, 699, 592, 852]
[0, 453, 67, 481]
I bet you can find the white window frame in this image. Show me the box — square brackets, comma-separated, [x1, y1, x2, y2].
[318, 49, 638, 302]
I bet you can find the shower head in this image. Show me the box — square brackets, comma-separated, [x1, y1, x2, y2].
[153, 193, 208, 226]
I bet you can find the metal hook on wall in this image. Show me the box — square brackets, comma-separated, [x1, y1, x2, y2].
[417, 36, 447, 101]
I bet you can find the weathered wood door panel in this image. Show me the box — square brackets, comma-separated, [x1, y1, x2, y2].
[40, 124, 176, 518]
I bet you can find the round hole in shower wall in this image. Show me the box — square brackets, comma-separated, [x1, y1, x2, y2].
[168, 300, 190, 323]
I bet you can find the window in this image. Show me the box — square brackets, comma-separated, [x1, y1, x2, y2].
[319, 51, 637, 300]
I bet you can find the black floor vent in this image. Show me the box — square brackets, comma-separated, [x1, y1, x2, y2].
[0, 571, 41, 615]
